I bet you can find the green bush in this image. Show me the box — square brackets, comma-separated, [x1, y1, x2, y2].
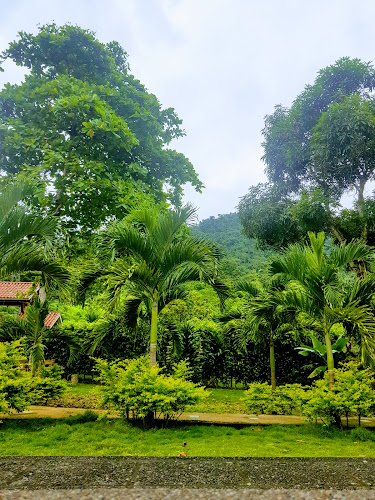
[0, 340, 31, 415]
[243, 364, 375, 427]
[242, 383, 272, 414]
[242, 383, 306, 415]
[350, 426, 375, 442]
[301, 363, 375, 427]
[95, 356, 207, 423]
[299, 382, 340, 426]
[0, 341, 68, 415]
[29, 364, 67, 404]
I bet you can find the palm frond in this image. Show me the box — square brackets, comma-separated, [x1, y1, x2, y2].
[270, 244, 307, 284]
[329, 239, 374, 269]
[0, 181, 31, 219]
[329, 301, 375, 364]
[2, 249, 70, 291]
[306, 231, 325, 270]
[76, 261, 107, 306]
[236, 279, 261, 296]
[346, 274, 375, 306]
[121, 295, 146, 329]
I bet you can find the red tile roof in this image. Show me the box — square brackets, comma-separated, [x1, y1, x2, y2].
[0, 281, 40, 300]
[44, 311, 62, 328]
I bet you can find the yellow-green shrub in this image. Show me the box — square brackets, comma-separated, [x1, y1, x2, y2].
[95, 356, 207, 423]
[0, 340, 30, 415]
[242, 382, 306, 415]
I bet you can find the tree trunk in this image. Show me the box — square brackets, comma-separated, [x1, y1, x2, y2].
[270, 336, 276, 392]
[357, 177, 368, 243]
[54, 165, 68, 216]
[330, 224, 344, 245]
[149, 290, 158, 366]
[324, 327, 335, 390]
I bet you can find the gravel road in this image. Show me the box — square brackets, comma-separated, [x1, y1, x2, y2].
[0, 457, 375, 492]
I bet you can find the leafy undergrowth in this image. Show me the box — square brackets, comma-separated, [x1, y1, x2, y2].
[47, 385, 247, 414]
[2, 413, 375, 457]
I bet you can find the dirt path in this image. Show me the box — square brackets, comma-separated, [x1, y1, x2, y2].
[3, 406, 375, 427]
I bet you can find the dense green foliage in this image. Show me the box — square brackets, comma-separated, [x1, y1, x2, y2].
[29, 364, 67, 404]
[191, 212, 271, 276]
[0, 340, 67, 414]
[0, 24, 202, 237]
[243, 383, 306, 415]
[2, 25, 375, 434]
[239, 58, 375, 248]
[95, 356, 207, 422]
[243, 363, 375, 427]
[0, 340, 30, 415]
[301, 363, 375, 427]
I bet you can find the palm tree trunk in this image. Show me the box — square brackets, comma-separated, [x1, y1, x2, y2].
[149, 290, 158, 366]
[324, 328, 335, 390]
[270, 336, 276, 392]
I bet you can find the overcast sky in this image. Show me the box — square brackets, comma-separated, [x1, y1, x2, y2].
[1, 0, 375, 220]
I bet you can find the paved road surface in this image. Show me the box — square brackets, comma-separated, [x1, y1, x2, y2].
[0, 457, 374, 490]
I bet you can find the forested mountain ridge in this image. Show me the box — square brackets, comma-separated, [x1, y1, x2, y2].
[190, 212, 271, 277]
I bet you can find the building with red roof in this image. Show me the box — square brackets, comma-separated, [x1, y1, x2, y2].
[0, 281, 61, 328]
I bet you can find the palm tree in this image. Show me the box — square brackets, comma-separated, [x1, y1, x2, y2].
[0, 181, 69, 288]
[224, 276, 295, 391]
[270, 232, 375, 389]
[102, 204, 226, 365]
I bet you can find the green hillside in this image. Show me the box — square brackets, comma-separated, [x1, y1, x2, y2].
[191, 213, 271, 277]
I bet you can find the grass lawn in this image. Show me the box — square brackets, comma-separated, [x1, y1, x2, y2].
[57, 384, 247, 413]
[2, 412, 375, 457]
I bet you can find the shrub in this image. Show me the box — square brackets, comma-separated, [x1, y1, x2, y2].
[299, 381, 341, 426]
[95, 356, 207, 423]
[243, 364, 375, 427]
[29, 364, 67, 404]
[301, 363, 375, 427]
[350, 426, 375, 442]
[242, 383, 273, 414]
[0, 340, 31, 415]
[242, 383, 306, 415]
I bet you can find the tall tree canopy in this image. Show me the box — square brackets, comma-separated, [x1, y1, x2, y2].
[0, 24, 202, 236]
[239, 57, 375, 248]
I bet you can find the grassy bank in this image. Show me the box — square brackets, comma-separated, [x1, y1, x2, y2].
[1, 412, 375, 457]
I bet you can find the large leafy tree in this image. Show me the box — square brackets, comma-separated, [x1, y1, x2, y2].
[311, 94, 375, 241]
[270, 232, 375, 389]
[101, 204, 226, 365]
[0, 24, 202, 237]
[237, 184, 301, 250]
[263, 57, 375, 193]
[239, 58, 375, 248]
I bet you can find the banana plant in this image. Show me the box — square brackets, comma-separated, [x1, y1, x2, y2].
[296, 333, 348, 378]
